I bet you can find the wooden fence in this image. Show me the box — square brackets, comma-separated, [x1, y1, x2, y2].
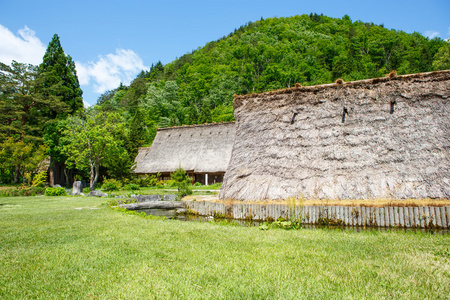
[184, 201, 450, 229]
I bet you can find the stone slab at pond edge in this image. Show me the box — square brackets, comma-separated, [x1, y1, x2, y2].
[88, 190, 108, 197]
[131, 194, 178, 202]
[121, 201, 185, 210]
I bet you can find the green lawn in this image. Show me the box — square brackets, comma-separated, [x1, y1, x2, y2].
[0, 196, 449, 299]
[105, 185, 220, 197]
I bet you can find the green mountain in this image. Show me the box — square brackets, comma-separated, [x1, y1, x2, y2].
[98, 13, 448, 143]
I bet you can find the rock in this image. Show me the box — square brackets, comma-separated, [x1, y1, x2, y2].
[121, 201, 185, 210]
[135, 194, 161, 202]
[53, 184, 62, 188]
[88, 190, 108, 197]
[115, 195, 126, 199]
[72, 181, 83, 195]
[163, 194, 177, 201]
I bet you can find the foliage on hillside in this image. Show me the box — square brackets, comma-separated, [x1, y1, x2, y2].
[98, 13, 448, 148]
[1, 14, 448, 186]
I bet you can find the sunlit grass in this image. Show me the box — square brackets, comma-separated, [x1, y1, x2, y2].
[1, 196, 449, 299]
[105, 184, 221, 197]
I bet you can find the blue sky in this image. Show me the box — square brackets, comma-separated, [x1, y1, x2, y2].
[1, 0, 449, 105]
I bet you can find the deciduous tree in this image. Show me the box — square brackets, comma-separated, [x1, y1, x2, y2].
[61, 111, 127, 190]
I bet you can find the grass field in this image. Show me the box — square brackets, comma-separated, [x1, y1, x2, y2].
[104, 184, 220, 197]
[1, 196, 449, 299]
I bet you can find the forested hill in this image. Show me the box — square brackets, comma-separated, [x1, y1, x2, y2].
[98, 13, 449, 138]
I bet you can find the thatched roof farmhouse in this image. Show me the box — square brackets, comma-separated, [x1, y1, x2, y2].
[134, 122, 235, 185]
[220, 70, 450, 200]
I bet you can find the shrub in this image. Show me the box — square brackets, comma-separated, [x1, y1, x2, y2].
[123, 183, 140, 191]
[193, 182, 202, 187]
[0, 188, 18, 197]
[101, 179, 122, 191]
[44, 187, 67, 196]
[32, 172, 47, 188]
[171, 168, 193, 200]
[137, 175, 158, 187]
[0, 186, 45, 197]
[28, 186, 45, 196]
[156, 180, 166, 188]
[165, 180, 178, 188]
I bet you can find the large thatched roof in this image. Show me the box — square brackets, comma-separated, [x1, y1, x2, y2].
[134, 122, 235, 174]
[220, 70, 450, 200]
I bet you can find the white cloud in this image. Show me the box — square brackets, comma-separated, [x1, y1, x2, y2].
[0, 25, 46, 65]
[425, 30, 440, 39]
[83, 100, 91, 108]
[76, 49, 148, 94]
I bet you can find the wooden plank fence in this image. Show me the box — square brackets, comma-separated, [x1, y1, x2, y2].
[184, 201, 450, 229]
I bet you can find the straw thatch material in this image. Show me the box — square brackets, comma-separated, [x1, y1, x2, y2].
[220, 70, 450, 200]
[134, 122, 235, 174]
[134, 147, 151, 170]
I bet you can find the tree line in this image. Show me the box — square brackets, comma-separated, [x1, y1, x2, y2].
[1, 14, 449, 189]
[97, 13, 449, 141]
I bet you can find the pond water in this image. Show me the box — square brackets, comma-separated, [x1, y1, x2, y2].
[135, 208, 449, 235]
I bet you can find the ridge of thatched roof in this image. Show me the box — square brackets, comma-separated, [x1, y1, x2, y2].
[233, 69, 450, 108]
[134, 122, 236, 174]
[157, 121, 235, 131]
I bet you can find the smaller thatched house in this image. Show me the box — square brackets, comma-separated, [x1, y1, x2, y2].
[134, 122, 235, 185]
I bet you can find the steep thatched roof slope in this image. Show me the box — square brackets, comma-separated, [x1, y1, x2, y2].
[134, 147, 151, 169]
[134, 122, 235, 174]
[220, 70, 450, 200]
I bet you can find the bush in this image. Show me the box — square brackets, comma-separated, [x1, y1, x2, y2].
[156, 180, 166, 188]
[193, 182, 202, 187]
[32, 172, 47, 188]
[0, 186, 45, 197]
[137, 175, 158, 187]
[44, 187, 67, 196]
[164, 180, 178, 187]
[123, 183, 140, 191]
[101, 179, 122, 191]
[29, 186, 45, 196]
[170, 168, 193, 200]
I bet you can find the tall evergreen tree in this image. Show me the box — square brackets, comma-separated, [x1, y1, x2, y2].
[38, 34, 83, 116]
[38, 34, 84, 186]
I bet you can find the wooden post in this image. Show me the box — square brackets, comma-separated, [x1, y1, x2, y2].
[440, 207, 447, 228]
[435, 207, 442, 228]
